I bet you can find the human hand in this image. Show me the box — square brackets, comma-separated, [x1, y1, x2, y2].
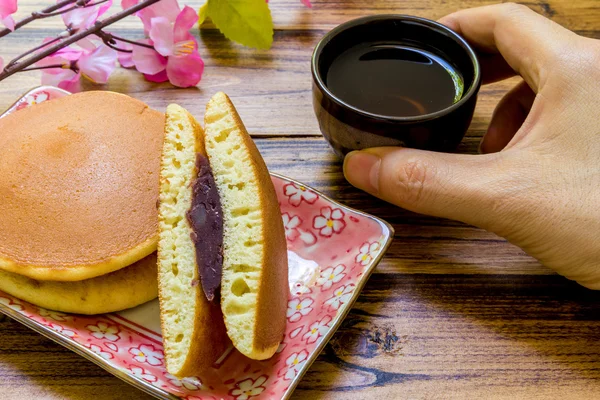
[343, 3, 600, 288]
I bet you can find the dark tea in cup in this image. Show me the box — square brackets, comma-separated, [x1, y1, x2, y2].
[326, 42, 464, 117]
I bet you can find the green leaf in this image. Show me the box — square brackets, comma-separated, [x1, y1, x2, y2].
[198, 2, 209, 25]
[206, 0, 274, 49]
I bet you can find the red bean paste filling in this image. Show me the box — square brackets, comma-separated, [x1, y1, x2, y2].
[186, 153, 223, 302]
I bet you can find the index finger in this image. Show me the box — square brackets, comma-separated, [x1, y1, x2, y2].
[439, 3, 578, 92]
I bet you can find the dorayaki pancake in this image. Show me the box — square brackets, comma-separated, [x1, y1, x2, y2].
[0, 253, 158, 314]
[0, 91, 164, 281]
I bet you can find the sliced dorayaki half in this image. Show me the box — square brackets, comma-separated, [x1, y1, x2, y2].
[204, 92, 288, 360]
[157, 94, 287, 378]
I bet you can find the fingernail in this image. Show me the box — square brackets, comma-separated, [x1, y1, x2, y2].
[343, 151, 381, 194]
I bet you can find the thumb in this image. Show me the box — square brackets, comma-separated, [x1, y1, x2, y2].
[343, 147, 515, 229]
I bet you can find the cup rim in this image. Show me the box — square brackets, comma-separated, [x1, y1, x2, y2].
[311, 14, 482, 123]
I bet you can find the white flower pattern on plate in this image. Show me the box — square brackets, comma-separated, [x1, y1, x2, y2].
[129, 366, 157, 383]
[129, 344, 164, 366]
[105, 342, 119, 352]
[281, 350, 309, 380]
[283, 183, 318, 206]
[49, 323, 76, 338]
[316, 264, 346, 290]
[286, 298, 314, 322]
[302, 315, 333, 344]
[86, 322, 120, 341]
[325, 284, 356, 311]
[26, 92, 49, 106]
[298, 228, 317, 245]
[313, 207, 346, 237]
[282, 212, 302, 241]
[87, 344, 113, 360]
[165, 373, 201, 390]
[355, 241, 382, 266]
[39, 308, 68, 321]
[0, 296, 23, 311]
[229, 375, 268, 400]
[17, 92, 50, 110]
[276, 342, 288, 354]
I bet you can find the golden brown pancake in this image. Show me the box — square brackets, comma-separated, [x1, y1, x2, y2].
[0, 91, 164, 281]
[0, 253, 158, 314]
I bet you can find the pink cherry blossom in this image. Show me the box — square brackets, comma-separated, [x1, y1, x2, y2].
[78, 44, 117, 82]
[122, 0, 180, 35]
[132, 6, 203, 87]
[0, 0, 17, 31]
[115, 40, 134, 68]
[301, 0, 312, 8]
[39, 44, 117, 92]
[60, 0, 113, 33]
[37, 46, 82, 92]
[313, 206, 346, 237]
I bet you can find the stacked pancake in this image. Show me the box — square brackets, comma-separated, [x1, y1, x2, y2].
[0, 91, 164, 314]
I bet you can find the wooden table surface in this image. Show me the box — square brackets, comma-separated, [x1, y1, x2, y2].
[2, 0, 600, 399]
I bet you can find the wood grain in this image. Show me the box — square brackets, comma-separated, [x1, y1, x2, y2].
[2, 274, 600, 399]
[1, 0, 599, 399]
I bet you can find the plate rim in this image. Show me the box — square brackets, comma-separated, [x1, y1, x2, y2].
[271, 173, 394, 400]
[0, 86, 395, 400]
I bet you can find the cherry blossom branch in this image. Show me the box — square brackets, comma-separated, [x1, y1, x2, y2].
[37, 0, 111, 18]
[0, 0, 163, 82]
[5, 35, 65, 69]
[95, 30, 155, 51]
[0, 0, 77, 38]
[21, 63, 75, 72]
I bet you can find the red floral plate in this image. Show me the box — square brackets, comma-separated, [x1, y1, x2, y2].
[0, 87, 394, 400]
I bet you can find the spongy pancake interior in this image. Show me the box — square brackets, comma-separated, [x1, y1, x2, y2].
[158, 104, 200, 374]
[204, 94, 264, 357]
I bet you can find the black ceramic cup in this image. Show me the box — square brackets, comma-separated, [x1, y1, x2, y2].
[312, 15, 481, 158]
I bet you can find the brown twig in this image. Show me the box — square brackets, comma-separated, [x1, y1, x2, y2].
[5, 36, 64, 69]
[0, 0, 77, 38]
[37, 0, 111, 18]
[95, 31, 154, 50]
[0, 0, 163, 82]
[21, 63, 73, 72]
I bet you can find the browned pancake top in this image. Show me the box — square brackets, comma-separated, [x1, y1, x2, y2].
[0, 91, 164, 279]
